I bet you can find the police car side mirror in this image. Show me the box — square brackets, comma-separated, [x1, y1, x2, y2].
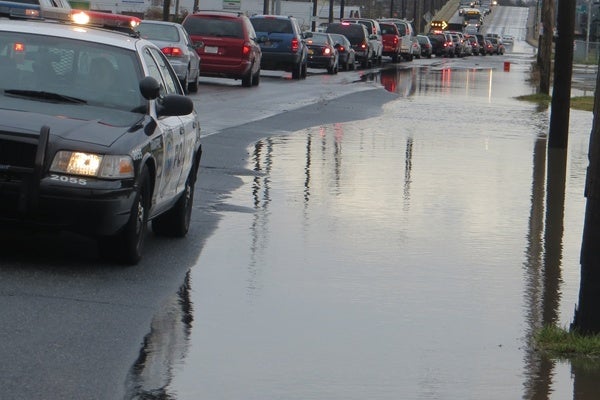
[158, 95, 194, 117]
[139, 76, 161, 100]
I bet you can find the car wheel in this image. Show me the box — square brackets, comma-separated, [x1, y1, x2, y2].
[241, 69, 253, 87]
[152, 165, 196, 238]
[301, 62, 307, 79]
[101, 166, 150, 265]
[180, 75, 189, 95]
[188, 68, 199, 93]
[392, 53, 399, 63]
[292, 60, 303, 80]
[252, 68, 260, 86]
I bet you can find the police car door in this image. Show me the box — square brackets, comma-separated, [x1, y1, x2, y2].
[141, 47, 186, 205]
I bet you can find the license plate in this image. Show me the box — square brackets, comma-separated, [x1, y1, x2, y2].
[308, 49, 314, 55]
[204, 46, 218, 54]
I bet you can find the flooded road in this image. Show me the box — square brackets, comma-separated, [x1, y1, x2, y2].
[130, 41, 600, 398]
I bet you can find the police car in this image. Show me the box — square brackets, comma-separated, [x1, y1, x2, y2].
[0, 18, 202, 264]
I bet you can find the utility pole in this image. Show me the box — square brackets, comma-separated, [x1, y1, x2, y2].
[312, 0, 317, 31]
[538, 0, 554, 94]
[572, 56, 600, 335]
[548, 0, 575, 149]
[163, 0, 171, 21]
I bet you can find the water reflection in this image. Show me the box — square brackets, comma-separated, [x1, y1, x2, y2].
[403, 137, 413, 212]
[369, 65, 539, 100]
[125, 273, 193, 399]
[239, 98, 599, 398]
[153, 63, 600, 399]
[248, 139, 274, 295]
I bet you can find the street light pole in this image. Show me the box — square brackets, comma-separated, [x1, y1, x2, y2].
[587, 0, 591, 60]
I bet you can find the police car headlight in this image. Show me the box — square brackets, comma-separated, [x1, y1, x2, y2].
[50, 151, 134, 179]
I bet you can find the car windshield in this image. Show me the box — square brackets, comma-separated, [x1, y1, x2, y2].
[0, 31, 144, 112]
[137, 23, 180, 42]
[395, 23, 407, 35]
[251, 18, 293, 34]
[326, 25, 364, 43]
[380, 24, 397, 35]
[308, 34, 330, 45]
[331, 34, 350, 46]
[184, 17, 244, 38]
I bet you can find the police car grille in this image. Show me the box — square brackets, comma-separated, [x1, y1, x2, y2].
[0, 138, 36, 170]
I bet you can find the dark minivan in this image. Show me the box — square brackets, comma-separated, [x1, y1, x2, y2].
[325, 22, 373, 69]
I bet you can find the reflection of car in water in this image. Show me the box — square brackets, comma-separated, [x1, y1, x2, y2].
[378, 68, 416, 97]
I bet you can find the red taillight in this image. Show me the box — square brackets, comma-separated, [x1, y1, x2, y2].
[243, 44, 251, 56]
[360, 41, 367, 50]
[161, 47, 184, 57]
[13, 42, 25, 52]
[291, 37, 299, 53]
[338, 45, 345, 52]
[323, 47, 332, 55]
[393, 37, 398, 45]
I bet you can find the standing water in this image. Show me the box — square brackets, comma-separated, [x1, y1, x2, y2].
[132, 57, 599, 399]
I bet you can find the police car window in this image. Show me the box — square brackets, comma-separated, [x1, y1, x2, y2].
[142, 47, 179, 95]
[148, 47, 179, 94]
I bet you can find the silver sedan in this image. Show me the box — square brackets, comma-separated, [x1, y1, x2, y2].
[137, 20, 201, 93]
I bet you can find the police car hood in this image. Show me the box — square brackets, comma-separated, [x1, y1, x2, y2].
[0, 106, 143, 147]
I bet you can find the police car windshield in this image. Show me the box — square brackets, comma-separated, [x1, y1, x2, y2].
[0, 31, 144, 111]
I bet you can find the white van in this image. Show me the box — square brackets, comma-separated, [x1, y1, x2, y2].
[378, 18, 415, 61]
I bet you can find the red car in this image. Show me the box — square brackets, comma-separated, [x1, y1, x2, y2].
[182, 11, 262, 87]
[379, 22, 401, 62]
[484, 39, 495, 55]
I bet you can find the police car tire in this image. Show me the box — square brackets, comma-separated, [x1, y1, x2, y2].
[100, 167, 150, 265]
[152, 167, 195, 238]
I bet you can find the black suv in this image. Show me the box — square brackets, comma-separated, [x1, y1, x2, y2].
[250, 15, 307, 80]
[325, 22, 373, 69]
[340, 18, 383, 65]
